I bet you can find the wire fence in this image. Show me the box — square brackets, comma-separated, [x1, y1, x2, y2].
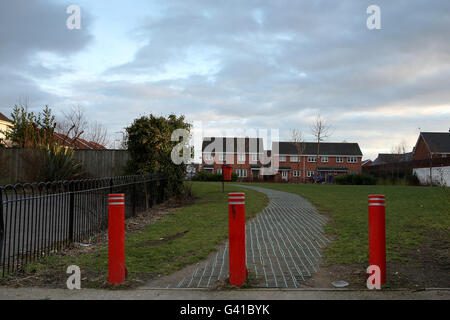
[0, 174, 168, 278]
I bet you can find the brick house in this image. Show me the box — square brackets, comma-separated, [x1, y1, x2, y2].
[0, 112, 12, 146]
[269, 141, 363, 183]
[201, 137, 363, 183]
[412, 131, 450, 161]
[53, 132, 107, 150]
[201, 137, 266, 181]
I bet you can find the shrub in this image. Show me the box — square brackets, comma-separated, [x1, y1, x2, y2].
[39, 145, 83, 181]
[335, 174, 376, 185]
[125, 114, 191, 196]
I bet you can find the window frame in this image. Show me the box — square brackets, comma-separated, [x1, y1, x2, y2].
[307, 156, 317, 163]
[237, 153, 246, 163]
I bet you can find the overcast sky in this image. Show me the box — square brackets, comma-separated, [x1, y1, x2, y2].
[0, 0, 449, 160]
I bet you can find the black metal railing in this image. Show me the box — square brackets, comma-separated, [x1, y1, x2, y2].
[0, 174, 168, 278]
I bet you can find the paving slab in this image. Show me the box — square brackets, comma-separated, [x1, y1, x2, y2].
[144, 185, 330, 289]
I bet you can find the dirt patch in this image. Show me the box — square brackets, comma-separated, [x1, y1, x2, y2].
[307, 229, 450, 289]
[137, 230, 189, 247]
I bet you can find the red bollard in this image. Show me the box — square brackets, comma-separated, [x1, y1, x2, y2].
[368, 194, 386, 285]
[108, 194, 126, 285]
[228, 192, 248, 286]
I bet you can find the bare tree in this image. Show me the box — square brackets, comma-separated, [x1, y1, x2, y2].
[290, 129, 306, 182]
[86, 121, 110, 147]
[57, 106, 88, 145]
[310, 115, 332, 183]
[118, 131, 128, 150]
[391, 140, 408, 181]
[57, 106, 111, 148]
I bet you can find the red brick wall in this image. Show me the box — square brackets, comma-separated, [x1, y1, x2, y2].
[413, 137, 431, 161]
[413, 136, 446, 160]
[202, 153, 362, 182]
[272, 155, 362, 182]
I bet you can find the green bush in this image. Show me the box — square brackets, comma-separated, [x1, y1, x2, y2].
[125, 114, 191, 196]
[39, 145, 83, 181]
[335, 174, 376, 185]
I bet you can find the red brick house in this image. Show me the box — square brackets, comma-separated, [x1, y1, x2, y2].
[412, 131, 450, 161]
[201, 137, 363, 183]
[269, 141, 363, 183]
[201, 137, 266, 181]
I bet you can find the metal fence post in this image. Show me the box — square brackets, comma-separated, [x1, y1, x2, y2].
[68, 182, 75, 243]
[158, 178, 165, 204]
[109, 178, 114, 194]
[132, 177, 137, 217]
[149, 178, 154, 208]
[0, 188, 4, 265]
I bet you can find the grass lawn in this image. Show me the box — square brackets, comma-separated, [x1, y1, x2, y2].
[2, 182, 268, 288]
[240, 183, 449, 268]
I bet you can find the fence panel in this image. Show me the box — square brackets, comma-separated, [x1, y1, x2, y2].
[0, 174, 168, 278]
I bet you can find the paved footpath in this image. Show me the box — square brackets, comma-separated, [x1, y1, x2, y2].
[145, 185, 331, 289]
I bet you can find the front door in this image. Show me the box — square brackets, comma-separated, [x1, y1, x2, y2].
[282, 171, 288, 181]
[252, 169, 259, 181]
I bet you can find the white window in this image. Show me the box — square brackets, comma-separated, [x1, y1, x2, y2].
[236, 168, 247, 178]
[443, 154, 447, 158]
[347, 157, 358, 163]
[219, 154, 226, 162]
[217, 168, 222, 175]
[293, 170, 300, 177]
[205, 153, 213, 161]
[321, 156, 328, 163]
[336, 157, 344, 163]
[307, 156, 317, 163]
[282, 171, 288, 180]
[280, 156, 286, 162]
[307, 170, 314, 177]
[238, 154, 246, 163]
[251, 154, 259, 162]
[290, 156, 299, 162]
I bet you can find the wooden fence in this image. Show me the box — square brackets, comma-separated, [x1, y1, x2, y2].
[0, 148, 130, 184]
[362, 157, 450, 182]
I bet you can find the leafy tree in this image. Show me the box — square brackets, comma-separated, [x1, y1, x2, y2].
[5, 105, 56, 147]
[4, 105, 82, 182]
[126, 114, 191, 195]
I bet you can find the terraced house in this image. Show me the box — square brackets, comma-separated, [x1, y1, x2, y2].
[270, 141, 363, 183]
[201, 137, 266, 181]
[201, 137, 363, 183]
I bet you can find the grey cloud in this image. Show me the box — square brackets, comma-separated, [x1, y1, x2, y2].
[0, 0, 93, 113]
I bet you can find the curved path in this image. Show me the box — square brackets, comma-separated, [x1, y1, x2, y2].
[144, 185, 331, 289]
